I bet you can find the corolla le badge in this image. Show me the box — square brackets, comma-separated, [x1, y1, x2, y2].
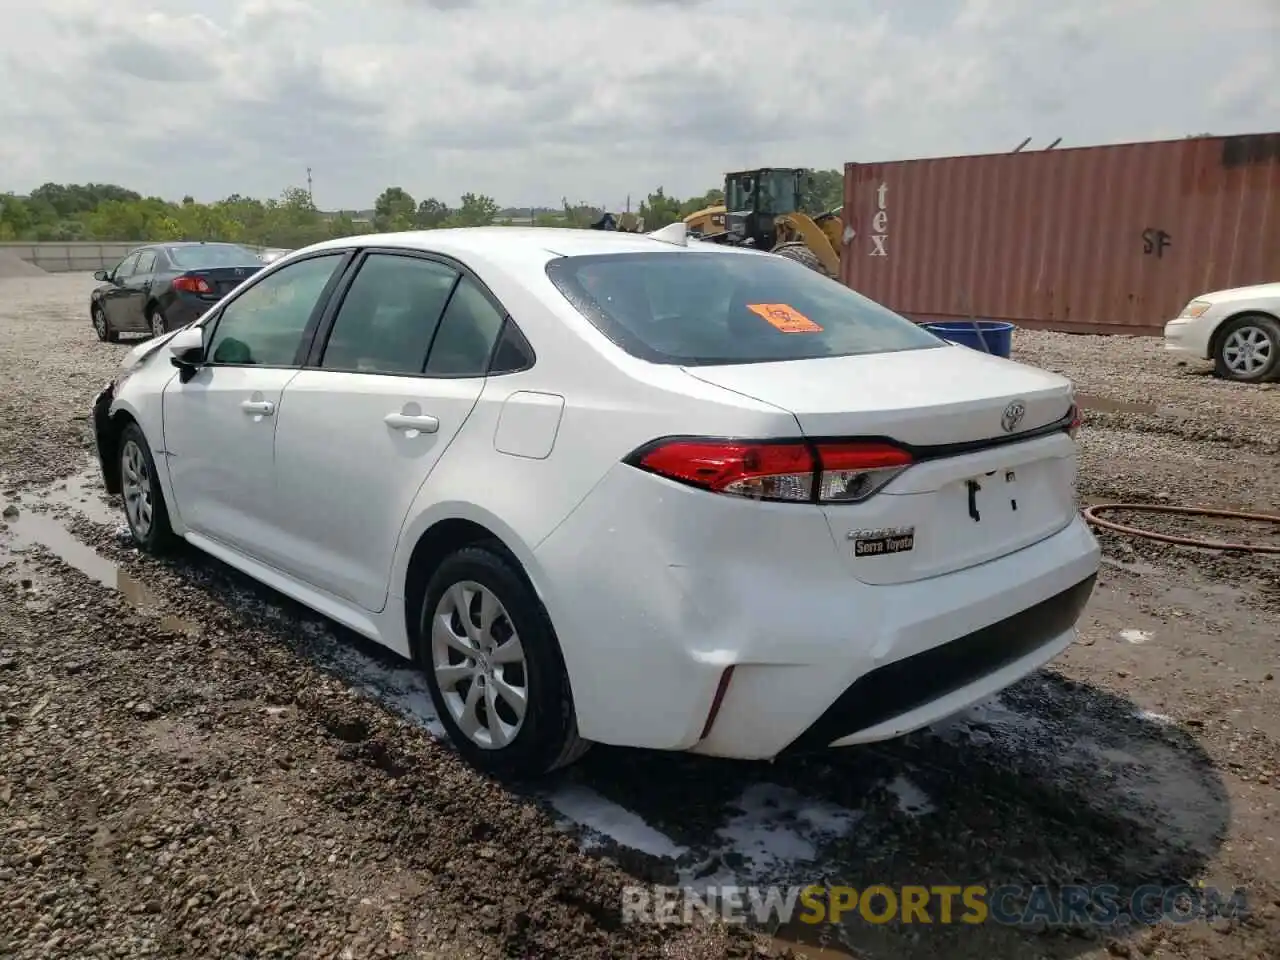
[1001, 400, 1026, 433]
[234, 268, 245, 276]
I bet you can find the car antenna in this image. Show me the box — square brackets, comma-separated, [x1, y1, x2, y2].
[647, 222, 688, 247]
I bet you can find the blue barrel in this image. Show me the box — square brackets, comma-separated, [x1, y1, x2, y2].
[921, 320, 1016, 358]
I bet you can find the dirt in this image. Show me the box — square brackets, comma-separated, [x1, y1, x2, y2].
[1, 276, 1278, 960]
[0, 251, 48, 279]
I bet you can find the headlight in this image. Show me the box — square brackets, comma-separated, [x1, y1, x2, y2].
[1179, 300, 1212, 319]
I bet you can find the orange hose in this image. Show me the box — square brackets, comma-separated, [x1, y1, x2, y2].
[1082, 503, 1280, 555]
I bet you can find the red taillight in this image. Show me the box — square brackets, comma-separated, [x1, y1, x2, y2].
[172, 275, 213, 294]
[1068, 403, 1082, 439]
[629, 438, 913, 504]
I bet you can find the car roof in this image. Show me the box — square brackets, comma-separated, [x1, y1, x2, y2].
[161, 241, 249, 248]
[128, 241, 248, 253]
[302, 226, 760, 271]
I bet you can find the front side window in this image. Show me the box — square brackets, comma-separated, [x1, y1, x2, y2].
[546, 250, 943, 366]
[112, 253, 140, 280]
[725, 175, 754, 213]
[134, 250, 156, 274]
[207, 254, 344, 366]
[758, 170, 799, 215]
[320, 254, 459, 374]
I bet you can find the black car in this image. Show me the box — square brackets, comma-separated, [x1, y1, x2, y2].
[90, 241, 265, 343]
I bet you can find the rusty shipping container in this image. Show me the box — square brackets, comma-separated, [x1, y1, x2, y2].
[841, 133, 1280, 336]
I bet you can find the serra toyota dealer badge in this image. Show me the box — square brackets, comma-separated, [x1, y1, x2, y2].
[848, 526, 916, 557]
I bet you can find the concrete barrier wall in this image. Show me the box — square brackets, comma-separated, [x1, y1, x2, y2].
[0, 242, 271, 274]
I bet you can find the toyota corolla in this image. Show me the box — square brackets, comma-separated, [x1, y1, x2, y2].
[88, 226, 1100, 778]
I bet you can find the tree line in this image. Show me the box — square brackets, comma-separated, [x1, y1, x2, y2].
[0, 170, 845, 247]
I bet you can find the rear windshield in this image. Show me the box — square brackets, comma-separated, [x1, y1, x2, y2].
[166, 244, 260, 268]
[545, 250, 943, 365]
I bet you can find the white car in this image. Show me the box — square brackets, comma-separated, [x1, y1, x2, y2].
[1163, 281, 1280, 382]
[89, 225, 1100, 778]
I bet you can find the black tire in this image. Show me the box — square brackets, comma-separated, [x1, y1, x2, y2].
[118, 422, 176, 554]
[148, 307, 168, 339]
[416, 545, 588, 778]
[1213, 313, 1280, 383]
[771, 242, 832, 277]
[93, 305, 119, 344]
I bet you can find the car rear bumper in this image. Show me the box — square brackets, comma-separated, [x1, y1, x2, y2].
[164, 294, 218, 329]
[779, 572, 1093, 755]
[688, 522, 1097, 759]
[533, 463, 1101, 758]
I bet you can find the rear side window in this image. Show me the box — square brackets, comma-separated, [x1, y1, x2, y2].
[545, 251, 943, 365]
[423, 277, 507, 377]
[320, 254, 459, 374]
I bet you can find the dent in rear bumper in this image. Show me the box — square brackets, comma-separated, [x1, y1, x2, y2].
[539, 458, 1100, 757]
[690, 517, 1100, 759]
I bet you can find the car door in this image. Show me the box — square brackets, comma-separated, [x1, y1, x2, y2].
[160, 251, 352, 563]
[120, 248, 158, 332]
[101, 252, 140, 329]
[271, 250, 509, 611]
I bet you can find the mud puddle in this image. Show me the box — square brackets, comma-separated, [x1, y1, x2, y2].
[1, 471, 200, 636]
[769, 924, 856, 958]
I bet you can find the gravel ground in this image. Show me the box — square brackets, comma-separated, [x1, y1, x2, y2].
[2, 273, 1279, 960]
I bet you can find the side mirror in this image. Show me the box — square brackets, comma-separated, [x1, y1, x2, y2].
[93, 269, 109, 282]
[168, 326, 205, 381]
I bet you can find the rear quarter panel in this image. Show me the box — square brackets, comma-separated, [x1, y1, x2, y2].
[386, 260, 802, 596]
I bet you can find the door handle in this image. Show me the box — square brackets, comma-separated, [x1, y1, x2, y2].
[384, 413, 439, 433]
[241, 400, 275, 417]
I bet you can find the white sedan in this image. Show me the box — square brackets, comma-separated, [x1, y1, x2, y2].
[89, 225, 1100, 778]
[1163, 281, 1280, 382]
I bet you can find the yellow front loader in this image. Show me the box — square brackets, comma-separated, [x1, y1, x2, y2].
[681, 167, 842, 278]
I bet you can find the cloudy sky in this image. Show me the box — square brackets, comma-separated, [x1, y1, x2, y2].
[1, 0, 1276, 211]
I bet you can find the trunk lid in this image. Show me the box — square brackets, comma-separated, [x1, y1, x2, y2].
[176, 265, 261, 300]
[682, 345, 1073, 446]
[682, 346, 1080, 585]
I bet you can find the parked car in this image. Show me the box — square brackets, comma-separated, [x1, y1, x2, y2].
[1163, 282, 1280, 382]
[90, 242, 266, 343]
[88, 225, 1100, 778]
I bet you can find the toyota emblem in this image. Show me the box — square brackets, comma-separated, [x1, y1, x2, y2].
[1001, 400, 1026, 433]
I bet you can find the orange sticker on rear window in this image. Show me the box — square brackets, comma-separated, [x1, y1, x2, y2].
[746, 303, 823, 333]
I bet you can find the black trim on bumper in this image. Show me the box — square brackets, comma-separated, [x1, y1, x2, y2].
[91, 384, 122, 495]
[781, 573, 1098, 756]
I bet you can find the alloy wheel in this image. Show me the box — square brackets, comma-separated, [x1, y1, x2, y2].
[120, 439, 153, 538]
[1222, 325, 1273, 378]
[430, 581, 528, 749]
[94, 309, 107, 339]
